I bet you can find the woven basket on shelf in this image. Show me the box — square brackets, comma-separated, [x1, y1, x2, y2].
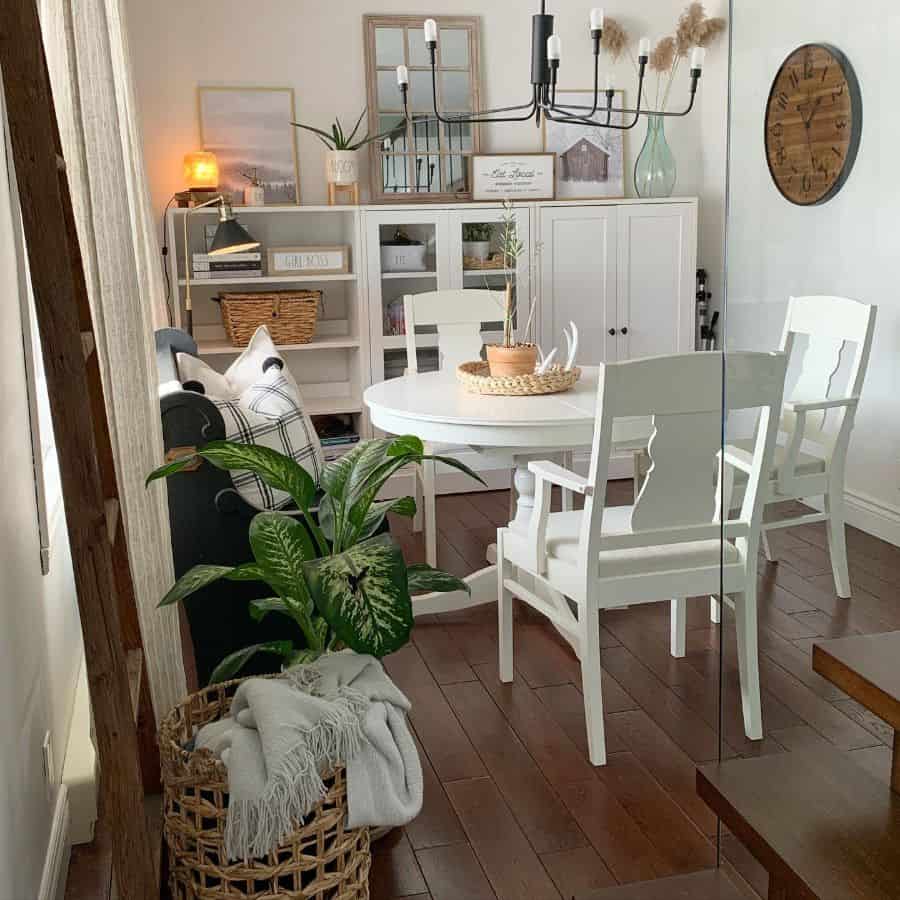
[159, 678, 370, 900]
[217, 290, 321, 347]
[457, 360, 581, 396]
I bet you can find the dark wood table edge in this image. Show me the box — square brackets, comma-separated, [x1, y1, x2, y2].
[696, 765, 819, 900]
[811, 642, 900, 731]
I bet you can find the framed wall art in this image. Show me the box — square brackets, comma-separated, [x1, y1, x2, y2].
[469, 153, 555, 201]
[542, 90, 626, 200]
[198, 86, 301, 204]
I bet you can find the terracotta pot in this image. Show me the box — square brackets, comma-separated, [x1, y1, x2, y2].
[486, 343, 538, 377]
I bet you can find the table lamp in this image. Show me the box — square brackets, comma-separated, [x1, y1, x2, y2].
[183, 151, 219, 192]
[183, 196, 259, 336]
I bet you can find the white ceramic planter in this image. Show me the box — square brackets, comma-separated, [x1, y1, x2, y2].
[325, 150, 360, 186]
[462, 240, 491, 262]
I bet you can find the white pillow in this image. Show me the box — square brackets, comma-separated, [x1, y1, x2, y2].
[211, 366, 324, 510]
[177, 326, 286, 398]
[176, 327, 324, 510]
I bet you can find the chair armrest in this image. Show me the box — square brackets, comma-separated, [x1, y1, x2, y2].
[528, 460, 593, 496]
[785, 396, 859, 414]
[721, 445, 754, 475]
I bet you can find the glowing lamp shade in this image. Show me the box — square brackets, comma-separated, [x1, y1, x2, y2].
[183, 151, 219, 190]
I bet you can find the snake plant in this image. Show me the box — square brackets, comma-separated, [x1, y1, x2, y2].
[147, 436, 483, 683]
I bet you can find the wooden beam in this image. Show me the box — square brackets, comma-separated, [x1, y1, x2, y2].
[0, 1, 158, 897]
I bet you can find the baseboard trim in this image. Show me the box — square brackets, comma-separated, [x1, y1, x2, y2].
[843, 488, 900, 547]
[38, 785, 71, 900]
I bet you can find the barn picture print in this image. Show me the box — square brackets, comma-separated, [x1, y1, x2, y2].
[543, 90, 625, 200]
[198, 86, 300, 204]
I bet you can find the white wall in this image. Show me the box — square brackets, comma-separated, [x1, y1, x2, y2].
[124, 0, 729, 297]
[0, 123, 84, 896]
[726, 1, 900, 542]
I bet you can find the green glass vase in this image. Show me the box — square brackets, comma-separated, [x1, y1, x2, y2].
[634, 114, 677, 198]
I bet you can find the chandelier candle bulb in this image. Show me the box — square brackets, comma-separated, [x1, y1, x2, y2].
[424, 18, 438, 45]
[638, 37, 651, 60]
[396, 64, 409, 86]
[690, 46, 706, 71]
[547, 34, 561, 61]
[605, 74, 614, 91]
[590, 8, 604, 31]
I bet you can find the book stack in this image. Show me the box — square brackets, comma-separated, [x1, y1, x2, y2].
[193, 251, 263, 279]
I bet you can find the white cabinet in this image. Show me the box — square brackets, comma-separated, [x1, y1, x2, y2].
[537, 200, 697, 365]
[539, 204, 617, 364]
[365, 204, 531, 386]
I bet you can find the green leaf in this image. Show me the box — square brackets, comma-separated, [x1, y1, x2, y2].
[249, 513, 316, 611]
[406, 563, 472, 596]
[291, 120, 336, 148]
[226, 562, 267, 582]
[320, 439, 392, 503]
[317, 494, 339, 543]
[304, 533, 413, 658]
[426, 454, 488, 487]
[208, 640, 294, 685]
[198, 441, 316, 511]
[145, 453, 199, 487]
[344, 108, 367, 147]
[289, 646, 323, 667]
[352, 496, 416, 542]
[248, 597, 291, 623]
[158, 564, 234, 607]
[388, 435, 424, 457]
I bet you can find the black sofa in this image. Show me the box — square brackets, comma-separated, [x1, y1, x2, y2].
[155, 328, 306, 686]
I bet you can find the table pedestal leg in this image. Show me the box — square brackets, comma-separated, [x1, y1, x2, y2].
[411, 457, 536, 617]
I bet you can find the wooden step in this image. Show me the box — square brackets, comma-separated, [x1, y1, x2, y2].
[697, 748, 900, 899]
[582, 869, 748, 899]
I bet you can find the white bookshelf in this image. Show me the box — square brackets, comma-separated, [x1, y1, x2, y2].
[165, 204, 372, 439]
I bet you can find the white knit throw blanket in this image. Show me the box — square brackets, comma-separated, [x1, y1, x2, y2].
[195, 650, 423, 860]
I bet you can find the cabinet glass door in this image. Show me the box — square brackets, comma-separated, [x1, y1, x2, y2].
[366, 210, 448, 383]
[448, 206, 531, 349]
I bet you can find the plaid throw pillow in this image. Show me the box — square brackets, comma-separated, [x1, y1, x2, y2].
[212, 366, 323, 510]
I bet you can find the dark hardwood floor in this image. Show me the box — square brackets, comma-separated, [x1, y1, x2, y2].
[66, 485, 900, 899]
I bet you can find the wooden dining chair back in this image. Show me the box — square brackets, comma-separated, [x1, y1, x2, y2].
[745, 295, 876, 598]
[497, 350, 791, 765]
[403, 288, 504, 374]
[402, 289, 504, 567]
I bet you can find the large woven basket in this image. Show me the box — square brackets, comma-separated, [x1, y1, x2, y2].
[218, 290, 321, 347]
[159, 678, 370, 900]
[457, 360, 581, 396]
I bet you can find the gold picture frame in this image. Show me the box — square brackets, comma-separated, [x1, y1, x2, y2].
[542, 90, 626, 200]
[267, 245, 350, 277]
[198, 85, 301, 205]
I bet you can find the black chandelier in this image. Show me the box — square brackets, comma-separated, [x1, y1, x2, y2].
[395, 4, 706, 131]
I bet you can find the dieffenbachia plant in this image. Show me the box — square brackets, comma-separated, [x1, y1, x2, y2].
[147, 436, 483, 683]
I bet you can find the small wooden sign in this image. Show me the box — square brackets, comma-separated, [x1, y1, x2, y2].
[267, 245, 351, 276]
[470, 153, 556, 201]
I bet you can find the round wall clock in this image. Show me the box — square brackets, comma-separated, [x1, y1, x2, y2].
[764, 43, 862, 206]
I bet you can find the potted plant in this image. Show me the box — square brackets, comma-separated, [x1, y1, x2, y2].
[147, 434, 482, 681]
[380, 226, 427, 273]
[292, 109, 401, 187]
[485, 200, 538, 377]
[462, 222, 494, 262]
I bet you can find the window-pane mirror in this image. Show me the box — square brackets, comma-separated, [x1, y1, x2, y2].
[365, 15, 481, 202]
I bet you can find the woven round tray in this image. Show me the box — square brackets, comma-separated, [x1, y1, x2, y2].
[160, 677, 370, 899]
[457, 361, 581, 396]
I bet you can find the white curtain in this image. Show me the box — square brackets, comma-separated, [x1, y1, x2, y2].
[39, 0, 185, 719]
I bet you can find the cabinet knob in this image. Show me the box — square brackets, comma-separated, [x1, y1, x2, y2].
[620, 327, 628, 335]
[608, 328, 616, 336]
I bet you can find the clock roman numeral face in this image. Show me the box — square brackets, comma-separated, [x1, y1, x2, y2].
[765, 44, 860, 205]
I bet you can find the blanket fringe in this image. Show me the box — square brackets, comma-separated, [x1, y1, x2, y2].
[224, 671, 369, 861]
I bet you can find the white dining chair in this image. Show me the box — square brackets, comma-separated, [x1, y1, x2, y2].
[404, 288, 506, 566]
[715, 296, 876, 608]
[496, 350, 790, 766]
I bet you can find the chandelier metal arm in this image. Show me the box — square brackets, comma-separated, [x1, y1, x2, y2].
[392, 8, 705, 133]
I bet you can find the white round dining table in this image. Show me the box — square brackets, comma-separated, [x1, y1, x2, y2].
[364, 366, 649, 615]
